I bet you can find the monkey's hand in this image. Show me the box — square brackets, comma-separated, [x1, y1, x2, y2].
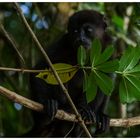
[79, 106, 96, 123]
[42, 99, 58, 123]
[95, 112, 110, 135]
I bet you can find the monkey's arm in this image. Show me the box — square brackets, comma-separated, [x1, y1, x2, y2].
[88, 90, 110, 135]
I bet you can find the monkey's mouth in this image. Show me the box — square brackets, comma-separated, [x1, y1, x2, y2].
[79, 40, 91, 50]
[81, 42, 91, 50]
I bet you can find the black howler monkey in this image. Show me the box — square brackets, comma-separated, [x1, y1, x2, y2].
[28, 10, 111, 137]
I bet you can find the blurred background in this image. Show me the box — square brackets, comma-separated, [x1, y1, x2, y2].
[0, 2, 140, 137]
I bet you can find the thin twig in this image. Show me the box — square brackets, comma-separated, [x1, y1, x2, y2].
[0, 85, 140, 127]
[34, 3, 47, 29]
[13, 2, 91, 137]
[0, 67, 46, 73]
[0, 23, 25, 65]
[0, 66, 79, 73]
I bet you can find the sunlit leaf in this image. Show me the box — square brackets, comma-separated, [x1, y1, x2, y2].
[36, 63, 79, 85]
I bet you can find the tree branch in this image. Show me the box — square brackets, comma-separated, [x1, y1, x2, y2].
[0, 67, 51, 73]
[13, 2, 91, 137]
[110, 116, 140, 127]
[0, 66, 79, 73]
[0, 23, 25, 65]
[0, 85, 140, 127]
[0, 85, 77, 122]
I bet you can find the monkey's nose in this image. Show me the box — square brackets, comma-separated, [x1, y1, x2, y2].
[79, 36, 87, 43]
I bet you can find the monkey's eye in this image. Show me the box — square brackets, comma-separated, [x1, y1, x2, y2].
[86, 27, 93, 33]
[74, 29, 78, 33]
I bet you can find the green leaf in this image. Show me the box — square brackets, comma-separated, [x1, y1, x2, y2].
[97, 60, 119, 73]
[36, 63, 79, 85]
[124, 65, 140, 77]
[119, 76, 140, 103]
[112, 15, 124, 30]
[87, 40, 116, 97]
[125, 76, 140, 94]
[80, 39, 116, 99]
[96, 45, 114, 65]
[94, 71, 113, 95]
[118, 47, 140, 103]
[119, 78, 134, 103]
[118, 46, 140, 103]
[77, 46, 87, 66]
[119, 47, 140, 72]
[86, 72, 97, 103]
[83, 70, 88, 92]
[90, 38, 101, 67]
[125, 65, 140, 74]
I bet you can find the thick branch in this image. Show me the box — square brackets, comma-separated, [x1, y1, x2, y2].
[14, 2, 91, 137]
[110, 116, 140, 127]
[0, 85, 140, 127]
[0, 86, 77, 122]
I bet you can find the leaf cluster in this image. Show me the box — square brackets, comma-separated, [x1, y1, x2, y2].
[78, 39, 140, 104]
[78, 39, 119, 103]
[118, 46, 140, 103]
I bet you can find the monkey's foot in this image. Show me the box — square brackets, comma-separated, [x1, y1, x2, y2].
[95, 113, 110, 135]
[79, 106, 96, 123]
[43, 99, 58, 122]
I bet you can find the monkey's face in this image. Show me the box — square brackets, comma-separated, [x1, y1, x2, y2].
[71, 23, 102, 49]
[68, 10, 107, 50]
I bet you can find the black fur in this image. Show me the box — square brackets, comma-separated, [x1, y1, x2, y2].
[27, 10, 111, 137]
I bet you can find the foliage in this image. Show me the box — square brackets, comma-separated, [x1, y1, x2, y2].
[77, 39, 118, 102]
[78, 40, 140, 104]
[36, 63, 79, 85]
[118, 46, 140, 103]
[0, 2, 140, 137]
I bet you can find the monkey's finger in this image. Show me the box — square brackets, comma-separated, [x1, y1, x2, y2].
[101, 114, 110, 133]
[48, 100, 54, 120]
[51, 100, 58, 118]
[95, 114, 110, 135]
[86, 110, 96, 123]
[95, 114, 101, 130]
[84, 110, 92, 122]
[79, 107, 89, 120]
[79, 107, 95, 123]
[51, 100, 55, 119]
